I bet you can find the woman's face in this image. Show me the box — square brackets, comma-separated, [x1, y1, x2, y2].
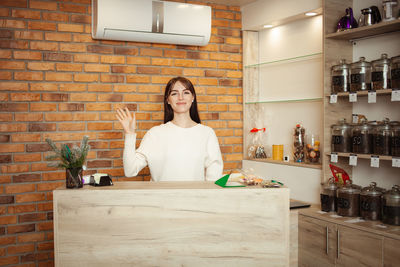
[167, 81, 194, 114]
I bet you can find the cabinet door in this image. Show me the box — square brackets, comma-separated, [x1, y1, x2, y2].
[336, 225, 383, 267]
[298, 215, 336, 267]
[383, 237, 400, 267]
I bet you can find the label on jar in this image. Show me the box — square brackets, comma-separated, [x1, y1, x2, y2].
[371, 71, 383, 82]
[349, 92, 357, 102]
[392, 90, 400, 102]
[368, 91, 376, 103]
[349, 154, 357, 166]
[330, 153, 338, 163]
[392, 158, 400, 168]
[352, 135, 364, 146]
[337, 197, 350, 209]
[332, 76, 344, 86]
[332, 135, 343, 145]
[370, 156, 379, 168]
[351, 73, 365, 84]
[330, 94, 338, 103]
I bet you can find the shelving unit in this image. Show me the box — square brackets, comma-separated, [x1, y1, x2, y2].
[251, 158, 322, 169]
[327, 152, 393, 161]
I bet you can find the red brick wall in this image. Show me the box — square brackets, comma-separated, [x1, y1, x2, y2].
[0, 0, 243, 265]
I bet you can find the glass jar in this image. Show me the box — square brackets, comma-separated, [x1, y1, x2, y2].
[371, 53, 391, 90]
[391, 121, 400, 156]
[350, 57, 372, 92]
[331, 119, 352, 153]
[382, 185, 400, 226]
[352, 120, 373, 154]
[320, 177, 338, 212]
[293, 124, 305, 162]
[372, 119, 391, 155]
[337, 180, 361, 217]
[360, 182, 385, 221]
[331, 59, 350, 93]
[305, 134, 320, 163]
[391, 55, 400, 89]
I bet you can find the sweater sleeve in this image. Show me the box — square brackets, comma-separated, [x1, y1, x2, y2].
[123, 133, 148, 177]
[204, 129, 223, 181]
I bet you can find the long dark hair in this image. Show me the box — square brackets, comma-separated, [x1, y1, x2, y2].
[163, 77, 201, 124]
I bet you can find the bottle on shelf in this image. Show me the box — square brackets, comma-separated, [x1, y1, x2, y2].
[293, 124, 305, 162]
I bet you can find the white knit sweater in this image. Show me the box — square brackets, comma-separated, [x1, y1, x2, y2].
[123, 122, 223, 181]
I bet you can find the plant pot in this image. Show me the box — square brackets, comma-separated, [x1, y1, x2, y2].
[66, 167, 83, 189]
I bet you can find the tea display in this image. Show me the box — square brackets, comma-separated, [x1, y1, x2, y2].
[382, 185, 400, 226]
[350, 57, 372, 92]
[331, 119, 352, 153]
[372, 119, 391, 155]
[293, 124, 305, 162]
[371, 53, 391, 90]
[360, 182, 385, 221]
[351, 119, 373, 154]
[331, 59, 350, 93]
[320, 177, 338, 212]
[391, 55, 400, 89]
[306, 134, 320, 163]
[337, 180, 361, 217]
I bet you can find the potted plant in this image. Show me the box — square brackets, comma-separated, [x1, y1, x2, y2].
[46, 136, 90, 189]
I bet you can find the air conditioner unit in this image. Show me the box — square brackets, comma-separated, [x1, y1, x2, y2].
[92, 0, 211, 46]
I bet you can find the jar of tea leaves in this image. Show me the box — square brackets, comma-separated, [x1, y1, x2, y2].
[337, 180, 361, 217]
[331, 59, 350, 93]
[350, 57, 372, 92]
[293, 124, 305, 162]
[372, 118, 391, 155]
[320, 177, 339, 212]
[371, 53, 391, 90]
[391, 55, 400, 89]
[391, 121, 400, 156]
[351, 119, 373, 154]
[360, 182, 385, 221]
[331, 119, 352, 153]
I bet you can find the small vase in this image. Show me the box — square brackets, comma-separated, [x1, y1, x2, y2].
[66, 167, 83, 189]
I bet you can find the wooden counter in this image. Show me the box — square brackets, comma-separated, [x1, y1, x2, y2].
[53, 181, 290, 267]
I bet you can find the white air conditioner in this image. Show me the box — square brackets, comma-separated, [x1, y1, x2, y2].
[92, 0, 211, 46]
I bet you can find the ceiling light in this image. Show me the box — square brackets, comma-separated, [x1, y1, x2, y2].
[305, 12, 317, 16]
[263, 24, 273, 28]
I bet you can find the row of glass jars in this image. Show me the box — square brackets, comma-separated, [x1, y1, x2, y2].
[321, 179, 400, 226]
[331, 118, 400, 156]
[331, 53, 400, 93]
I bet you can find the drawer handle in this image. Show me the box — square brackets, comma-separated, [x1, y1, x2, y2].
[337, 229, 340, 259]
[326, 226, 329, 255]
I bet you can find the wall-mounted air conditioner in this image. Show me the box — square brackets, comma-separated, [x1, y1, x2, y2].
[92, 0, 211, 46]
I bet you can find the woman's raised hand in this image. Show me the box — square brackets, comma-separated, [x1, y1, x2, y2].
[116, 107, 136, 134]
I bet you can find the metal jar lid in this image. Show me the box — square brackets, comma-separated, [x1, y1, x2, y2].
[323, 177, 338, 191]
[383, 185, 400, 206]
[351, 57, 371, 69]
[360, 182, 385, 196]
[372, 53, 391, 67]
[338, 180, 361, 195]
[331, 118, 352, 130]
[376, 118, 391, 131]
[353, 119, 372, 132]
[332, 59, 350, 71]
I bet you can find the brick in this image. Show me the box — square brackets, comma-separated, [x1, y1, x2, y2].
[41, 93, 68, 101]
[56, 63, 82, 72]
[0, 215, 17, 224]
[0, 0, 27, 7]
[10, 93, 40, 101]
[218, 61, 238, 69]
[60, 3, 86, 13]
[97, 150, 121, 158]
[16, 193, 45, 203]
[42, 172, 64, 181]
[0, 19, 26, 28]
[30, 0, 57, 10]
[37, 202, 53, 211]
[226, 70, 242, 78]
[12, 9, 41, 19]
[205, 70, 225, 77]
[71, 113, 99, 121]
[126, 56, 150, 65]
[42, 12, 68, 22]
[30, 103, 57, 111]
[58, 103, 84, 111]
[137, 66, 160, 74]
[0, 134, 10, 142]
[197, 60, 217, 68]
[162, 68, 183, 76]
[19, 213, 47, 223]
[101, 55, 125, 64]
[0, 256, 18, 266]
[0, 71, 11, 79]
[140, 48, 163, 57]
[74, 54, 99, 63]
[17, 232, 45, 243]
[151, 76, 171, 84]
[0, 175, 11, 184]
[14, 71, 43, 81]
[126, 75, 150, 84]
[0, 82, 28, 91]
[0, 144, 24, 152]
[70, 14, 91, 24]
[0, 60, 25, 70]
[12, 133, 41, 142]
[0, 29, 12, 38]
[37, 241, 53, 251]
[0, 112, 11, 120]
[97, 132, 123, 140]
[58, 23, 84, 33]
[60, 43, 86, 52]
[84, 64, 108, 72]
[111, 66, 136, 74]
[28, 21, 56, 31]
[87, 45, 113, 54]
[183, 68, 203, 77]
[0, 155, 11, 163]
[29, 123, 56, 132]
[30, 83, 57, 92]
[87, 160, 112, 168]
[45, 32, 71, 42]
[7, 224, 35, 234]
[26, 144, 50, 152]
[69, 93, 96, 101]
[7, 243, 35, 255]
[14, 153, 41, 162]
[14, 30, 43, 40]
[15, 111, 44, 121]
[0, 195, 14, 204]
[114, 47, 138, 55]
[137, 85, 161, 93]
[74, 73, 98, 82]
[59, 83, 87, 92]
[86, 103, 111, 111]
[44, 113, 72, 121]
[100, 74, 124, 83]
[27, 62, 55, 71]
[217, 95, 237, 103]
[43, 52, 72, 62]
[36, 221, 53, 231]
[174, 59, 196, 67]
[1, 164, 29, 173]
[37, 182, 63, 192]
[0, 123, 27, 132]
[198, 78, 218, 86]
[164, 50, 186, 58]
[98, 94, 123, 102]
[0, 40, 28, 49]
[30, 41, 58, 51]
[0, 50, 12, 59]
[58, 122, 84, 131]
[87, 122, 112, 130]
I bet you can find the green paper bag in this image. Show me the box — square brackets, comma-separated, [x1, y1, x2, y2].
[215, 174, 246, 188]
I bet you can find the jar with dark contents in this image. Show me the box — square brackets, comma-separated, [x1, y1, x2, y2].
[391, 121, 400, 156]
[371, 53, 391, 90]
[360, 182, 385, 221]
[331, 59, 350, 93]
[372, 119, 391, 155]
[391, 55, 400, 89]
[351, 119, 373, 154]
[382, 185, 400, 226]
[337, 180, 361, 217]
[331, 119, 352, 153]
[350, 57, 372, 92]
[293, 124, 305, 162]
[320, 177, 338, 212]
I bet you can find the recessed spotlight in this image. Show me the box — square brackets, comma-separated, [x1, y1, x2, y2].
[263, 24, 273, 28]
[305, 12, 317, 16]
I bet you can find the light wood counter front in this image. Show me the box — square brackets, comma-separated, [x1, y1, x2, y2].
[53, 181, 290, 267]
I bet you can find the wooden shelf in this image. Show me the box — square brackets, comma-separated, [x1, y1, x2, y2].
[329, 89, 393, 97]
[248, 158, 322, 169]
[325, 19, 400, 40]
[328, 152, 394, 161]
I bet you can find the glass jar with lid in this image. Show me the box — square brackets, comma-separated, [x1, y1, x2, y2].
[320, 177, 339, 212]
[391, 55, 400, 89]
[337, 180, 361, 217]
[360, 182, 385, 221]
[350, 57, 372, 92]
[372, 118, 391, 155]
[382, 185, 400, 226]
[331, 119, 352, 153]
[331, 59, 350, 93]
[391, 121, 400, 156]
[351, 119, 373, 154]
[371, 53, 391, 90]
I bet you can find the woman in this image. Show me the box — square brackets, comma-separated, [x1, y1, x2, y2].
[116, 77, 223, 181]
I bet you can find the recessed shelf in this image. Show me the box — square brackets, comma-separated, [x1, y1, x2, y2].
[328, 152, 395, 161]
[245, 97, 323, 105]
[248, 158, 322, 169]
[244, 52, 322, 68]
[325, 19, 400, 40]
